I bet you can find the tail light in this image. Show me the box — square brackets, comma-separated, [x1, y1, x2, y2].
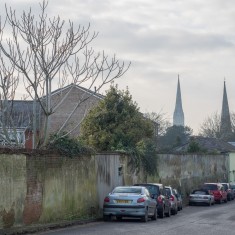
[170, 195, 175, 201]
[157, 196, 163, 204]
[137, 197, 146, 203]
[104, 197, 110, 203]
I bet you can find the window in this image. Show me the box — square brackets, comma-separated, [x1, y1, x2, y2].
[113, 187, 142, 194]
[0, 129, 25, 147]
[145, 189, 150, 197]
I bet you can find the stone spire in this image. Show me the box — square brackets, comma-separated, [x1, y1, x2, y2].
[173, 75, 184, 126]
[220, 80, 232, 139]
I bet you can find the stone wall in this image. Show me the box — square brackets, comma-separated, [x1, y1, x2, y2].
[148, 154, 229, 200]
[0, 153, 228, 234]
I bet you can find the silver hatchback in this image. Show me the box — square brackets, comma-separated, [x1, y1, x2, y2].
[103, 186, 157, 222]
[189, 189, 215, 206]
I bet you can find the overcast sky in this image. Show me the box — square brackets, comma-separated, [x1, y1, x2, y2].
[2, 0, 235, 133]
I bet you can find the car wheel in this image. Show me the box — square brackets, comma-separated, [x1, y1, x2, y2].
[175, 207, 178, 214]
[151, 207, 157, 221]
[116, 216, 122, 221]
[141, 208, 148, 222]
[103, 215, 111, 221]
[159, 207, 164, 218]
[224, 198, 227, 203]
[165, 207, 171, 217]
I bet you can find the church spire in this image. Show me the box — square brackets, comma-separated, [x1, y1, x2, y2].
[220, 80, 232, 139]
[173, 75, 184, 126]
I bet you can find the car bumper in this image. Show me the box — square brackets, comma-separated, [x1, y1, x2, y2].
[189, 199, 210, 204]
[103, 205, 146, 217]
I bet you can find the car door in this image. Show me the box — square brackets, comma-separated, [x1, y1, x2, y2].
[145, 188, 155, 215]
[221, 186, 227, 200]
[163, 187, 170, 211]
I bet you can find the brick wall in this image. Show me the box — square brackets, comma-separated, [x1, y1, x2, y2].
[41, 85, 102, 137]
[0, 152, 229, 234]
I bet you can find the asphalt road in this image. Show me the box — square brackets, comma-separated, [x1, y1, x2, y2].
[33, 201, 235, 235]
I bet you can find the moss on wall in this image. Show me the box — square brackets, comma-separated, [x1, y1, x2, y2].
[0, 152, 229, 233]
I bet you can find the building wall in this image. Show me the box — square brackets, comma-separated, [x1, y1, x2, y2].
[41, 86, 102, 137]
[149, 154, 229, 199]
[0, 153, 228, 233]
[229, 153, 235, 182]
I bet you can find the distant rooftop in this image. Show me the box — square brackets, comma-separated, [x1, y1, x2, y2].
[175, 136, 235, 153]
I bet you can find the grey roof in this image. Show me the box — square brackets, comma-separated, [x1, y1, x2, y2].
[48, 83, 104, 100]
[175, 136, 235, 153]
[0, 100, 40, 129]
[0, 84, 104, 130]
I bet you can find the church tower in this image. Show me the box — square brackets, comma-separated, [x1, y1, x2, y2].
[220, 80, 232, 139]
[173, 75, 184, 126]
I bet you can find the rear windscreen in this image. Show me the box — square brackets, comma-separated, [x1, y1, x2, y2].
[222, 184, 228, 190]
[135, 184, 160, 196]
[165, 188, 171, 196]
[113, 187, 142, 194]
[144, 185, 160, 196]
[193, 190, 208, 195]
[203, 184, 217, 190]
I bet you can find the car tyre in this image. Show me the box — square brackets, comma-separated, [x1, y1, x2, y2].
[159, 208, 164, 218]
[165, 207, 171, 217]
[224, 198, 227, 203]
[141, 208, 148, 222]
[151, 207, 157, 221]
[175, 207, 178, 214]
[116, 216, 122, 221]
[103, 215, 111, 222]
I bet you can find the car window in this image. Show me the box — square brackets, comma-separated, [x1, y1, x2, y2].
[145, 189, 150, 197]
[231, 184, 235, 189]
[144, 185, 160, 196]
[203, 184, 217, 190]
[113, 187, 142, 194]
[165, 188, 171, 196]
[222, 184, 228, 190]
[193, 190, 208, 195]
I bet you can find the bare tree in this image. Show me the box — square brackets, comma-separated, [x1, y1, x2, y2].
[0, 0, 130, 148]
[199, 111, 235, 142]
[0, 50, 26, 147]
[144, 111, 171, 137]
[198, 112, 222, 138]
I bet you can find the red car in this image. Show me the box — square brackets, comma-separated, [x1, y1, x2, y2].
[202, 183, 227, 203]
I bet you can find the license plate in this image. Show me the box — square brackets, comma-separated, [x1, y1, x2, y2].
[116, 200, 130, 204]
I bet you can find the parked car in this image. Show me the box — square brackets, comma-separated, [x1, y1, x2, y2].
[165, 186, 178, 215]
[173, 188, 183, 211]
[103, 186, 157, 222]
[221, 183, 235, 201]
[134, 183, 171, 218]
[202, 183, 227, 203]
[230, 183, 235, 193]
[189, 189, 215, 206]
